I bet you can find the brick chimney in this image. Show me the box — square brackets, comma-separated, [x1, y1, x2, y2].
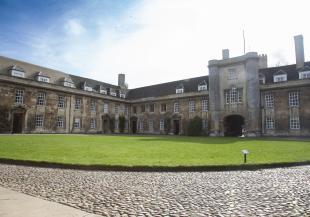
[294, 35, 305, 69]
[118, 73, 125, 87]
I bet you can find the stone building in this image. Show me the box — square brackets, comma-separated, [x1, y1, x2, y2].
[0, 35, 309, 136]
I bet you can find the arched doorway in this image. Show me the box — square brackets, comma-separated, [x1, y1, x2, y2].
[224, 115, 245, 137]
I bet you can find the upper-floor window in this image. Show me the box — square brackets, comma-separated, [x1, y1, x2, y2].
[290, 116, 300, 130]
[265, 93, 274, 108]
[103, 103, 109, 113]
[289, 92, 299, 107]
[74, 118, 80, 128]
[57, 116, 64, 128]
[63, 77, 75, 88]
[149, 104, 155, 113]
[174, 102, 180, 113]
[10, 65, 25, 78]
[161, 104, 166, 112]
[225, 88, 242, 104]
[176, 84, 184, 94]
[259, 74, 266, 84]
[115, 104, 119, 114]
[120, 93, 126, 98]
[299, 71, 310, 79]
[201, 99, 208, 112]
[35, 115, 44, 127]
[141, 105, 145, 113]
[90, 100, 96, 112]
[90, 118, 96, 129]
[84, 86, 93, 92]
[189, 101, 195, 112]
[198, 80, 208, 91]
[15, 89, 24, 104]
[58, 96, 65, 108]
[133, 106, 137, 114]
[37, 76, 50, 83]
[273, 74, 287, 82]
[125, 106, 129, 115]
[266, 117, 274, 129]
[37, 92, 46, 106]
[75, 98, 81, 110]
[228, 68, 237, 80]
[110, 89, 117, 96]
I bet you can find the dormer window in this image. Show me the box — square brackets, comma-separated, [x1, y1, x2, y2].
[83, 82, 93, 92]
[259, 73, 266, 84]
[198, 80, 208, 91]
[63, 77, 75, 88]
[176, 84, 184, 94]
[10, 65, 25, 78]
[36, 72, 50, 83]
[99, 86, 107, 94]
[273, 70, 287, 83]
[299, 71, 310, 79]
[120, 93, 126, 98]
[109, 88, 116, 96]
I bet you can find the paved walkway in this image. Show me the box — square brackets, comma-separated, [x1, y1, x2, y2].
[0, 186, 101, 217]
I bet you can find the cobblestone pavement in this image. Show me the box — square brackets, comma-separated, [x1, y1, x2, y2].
[0, 164, 309, 217]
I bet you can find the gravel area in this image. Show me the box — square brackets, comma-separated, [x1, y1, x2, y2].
[0, 164, 309, 216]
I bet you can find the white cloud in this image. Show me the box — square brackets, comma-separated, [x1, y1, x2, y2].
[64, 18, 85, 36]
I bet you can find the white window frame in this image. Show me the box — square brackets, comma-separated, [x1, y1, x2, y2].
[228, 68, 237, 80]
[90, 100, 96, 112]
[115, 104, 119, 114]
[266, 117, 274, 129]
[58, 96, 65, 108]
[37, 76, 50, 83]
[290, 116, 300, 130]
[37, 92, 46, 106]
[201, 99, 208, 112]
[139, 120, 144, 131]
[75, 99, 81, 110]
[102, 103, 108, 113]
[176, 88, 184, 94]
[63, 81, 75, 88]
[149, 120, 154, 132]
[120, 93, 126, 98]
[174, 102, 180, 113]
[299, 71, 310, 79]
[35, 115, 44, 128]
[84, 86, 93, 92]
[289, 92, 299, 107]
[15, 89, 24, 104]
[160, 119, 165, 131]
[273, 74, 287, 82]
[57, 116, 64, 128]
[11, 70, 25, 78]
[90, 118, 96, 129]
[74, 118, 81, 128]
[265, 93, 274, 108]
[198, 84, 207, 91]
[225, 88, 242, 104]
[189, 101, 195, 113]
[110, 91, 117, 97]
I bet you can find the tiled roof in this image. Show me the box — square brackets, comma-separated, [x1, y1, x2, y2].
[127, 75, 209, 99]
[69, 74, 118, 91]
[259, 61, 310, 84]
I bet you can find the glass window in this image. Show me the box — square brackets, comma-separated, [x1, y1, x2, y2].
[15, 89, 24, 104]
[37, 92, 46, 106]
[133, 106, 137, 114]
[189, 101, 195, 112]
[74, 118, 80, 128]
[57, 116, 64, 128]
[265, 93, 274, 108]
[141, 105, 145, 113]
[58, 96, 65, 108]
[201, 99, 208, 112]
[202, 119, 208, 129]
[160, 119, 165, 131]
[290, 116, 300, 129]
[139, 120, 144, 131]
[174, 102, 180, 113]
[115, 104, 119, 114]
[103, 103, 109, 113]
[75, 99, 81, 110]
[149, 104, 155, 112]
[299, 71, 310, 79]
[228, 68, 237, 80]
[90, 118, 96, 129]
[35, 115, 44, 127]
[161, 104, 166, 112]
[176, 88, 184, 94]
[149, 120, 154, 132]
[289, 92, 299, 107]
[90, 100, 96, 112]
[225, 88, 242, 104]
[266, 117, 274, 129]
[273, 74, 287, 82]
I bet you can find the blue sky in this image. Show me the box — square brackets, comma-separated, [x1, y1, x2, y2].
[1, 0, 309, 88]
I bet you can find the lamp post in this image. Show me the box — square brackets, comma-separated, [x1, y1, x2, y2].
[241, 150, 249, 163]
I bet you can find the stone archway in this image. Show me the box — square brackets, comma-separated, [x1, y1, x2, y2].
[224, 115, 245, 137]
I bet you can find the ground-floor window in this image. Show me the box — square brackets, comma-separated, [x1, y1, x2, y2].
[90, 118, 96, 129]
[35, 115, 44, 127]
[290, 116, 300, 129]
[74, 118, 80, 128]
[115, 119, 119, 130]
[149, 120, 154, 132]
[160, 119, 164, 131]
[139, 120, 144, 131]
[202, 119, 208, 129]
[57, 116, 64, 128]
[266, 117, 274, 129]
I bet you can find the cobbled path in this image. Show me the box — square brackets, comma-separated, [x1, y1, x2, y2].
[0, 164, 309, 216]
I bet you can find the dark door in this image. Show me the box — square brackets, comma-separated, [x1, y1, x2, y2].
[103, 119, 109, 133]
[224, 115, 245, 136]
[132, 120, 137, 134]
[12, 113, 23, 133]
[173, 120, 180, 135]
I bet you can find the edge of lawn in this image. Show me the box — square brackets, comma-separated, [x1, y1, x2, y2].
[0, 158, 309, 172]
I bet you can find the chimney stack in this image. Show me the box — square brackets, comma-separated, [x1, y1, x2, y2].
[118, 73, 125, 87]
[294, 35, 305, 69]
[222, 49, 229, 60]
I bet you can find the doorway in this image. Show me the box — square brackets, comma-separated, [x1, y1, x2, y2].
[12, 113, 23, 133]
[131, 120, 137, 134]
[224, 115, 245, 136]
[173, 120, 180, 135]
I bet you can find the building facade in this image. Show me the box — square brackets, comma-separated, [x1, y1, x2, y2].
[0, 35, 309, 136]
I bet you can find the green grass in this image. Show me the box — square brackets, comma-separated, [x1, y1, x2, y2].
[0, 135, 309, 166]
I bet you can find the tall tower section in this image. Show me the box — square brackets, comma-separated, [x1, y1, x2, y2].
[208, 51, 261, 137]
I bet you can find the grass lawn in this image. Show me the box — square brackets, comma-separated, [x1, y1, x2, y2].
[0, 135, 309, 167]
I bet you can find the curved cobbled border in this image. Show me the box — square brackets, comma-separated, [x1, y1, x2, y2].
[0, 158, 309, 172]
